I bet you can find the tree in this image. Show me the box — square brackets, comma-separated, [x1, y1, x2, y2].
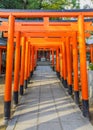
[0, 0, 24, 9]
[26, 0, 68, 10]
[71, 0, 80, 9]
[64, 0, 80, 9]
[42, 0, 67, 10]
[26, 0, 43, 9]
[23, 0, 28, 9]
[0, 0, 80, 10]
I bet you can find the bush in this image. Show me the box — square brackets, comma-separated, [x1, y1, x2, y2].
[88, 63, 93, 70]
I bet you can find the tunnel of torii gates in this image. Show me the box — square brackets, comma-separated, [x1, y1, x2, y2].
[1, 9, 93, 121]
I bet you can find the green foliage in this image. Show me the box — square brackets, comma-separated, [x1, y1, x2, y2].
[42, 0, 66, 10]
[27, 0, 43, 9]
[0, 0, 24, 9]
[88, 63, 93, 70]
[0, 0, 80, 10]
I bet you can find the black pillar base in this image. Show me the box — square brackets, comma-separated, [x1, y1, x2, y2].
[31, 71, 33, 77]
[68, 85, 73, 95]
[13, 91, 18, 105]
[52, 66, 54, 71]
[30, 71, 33, 78]
[4, 101, 11, 120]
[61, 77, 64, 84]
[82, 100, 89, 118]
[28, 76, 30, 82]
[30, 72, 32, 78]
[20, 85, 24, 95]
[24, 80, 28, 89]
[63, 80, 68, 88]
[34, 66, 36, 70]
[56, 72, 60, 78]
[56, 71, 58, 76]
[74, 91, 79, 105]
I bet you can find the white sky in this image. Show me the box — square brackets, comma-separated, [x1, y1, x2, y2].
[80, 0, 93, 8]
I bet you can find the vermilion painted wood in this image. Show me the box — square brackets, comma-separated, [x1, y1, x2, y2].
[1, 11, 93, 18]
[78, 15, 88, 100]
[2, 10, 92, 119]
[13, 32, 21, 92]
[4, 15, 15, 101]
[20, 37, 26, 86]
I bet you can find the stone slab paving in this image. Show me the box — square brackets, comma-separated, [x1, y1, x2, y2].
[6, 66, 93, 130]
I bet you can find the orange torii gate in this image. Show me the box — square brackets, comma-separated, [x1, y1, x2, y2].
[1, 21, 92, 38]
[35, 47, 56, 69]
[0, 9, 93, 122]
[13, 31, 84, 117]
[1, 17, 93, 32]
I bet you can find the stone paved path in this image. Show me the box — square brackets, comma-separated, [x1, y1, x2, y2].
[6, 66, 93, 130]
